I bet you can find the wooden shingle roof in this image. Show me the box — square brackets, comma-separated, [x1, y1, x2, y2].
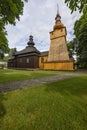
[40, 51, 49, 56]
[14, 46, 40, 56]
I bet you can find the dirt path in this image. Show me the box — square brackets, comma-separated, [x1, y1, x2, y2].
[0, 72, 81, 93]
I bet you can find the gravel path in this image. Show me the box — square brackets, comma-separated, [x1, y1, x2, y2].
[0, 73, 78, 93]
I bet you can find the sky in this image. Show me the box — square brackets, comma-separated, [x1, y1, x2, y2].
[6, 0, 81, 52]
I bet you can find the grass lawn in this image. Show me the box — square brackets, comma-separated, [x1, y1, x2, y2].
[0, 69, 56, 83]
[0, 75, 87, 130]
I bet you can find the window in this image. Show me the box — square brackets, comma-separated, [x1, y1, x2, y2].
[26, 58, 29, 63]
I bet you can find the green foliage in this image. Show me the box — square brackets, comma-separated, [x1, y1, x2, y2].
[67, 39, 77, 58]
[0, 33, 9, 59]
[0, 0, 28, 59]
[3, 55, 9, 61]
[0, 76, 87, 129]
[0, 0, 24, 25]
[8, 48, 17, 59]
[0, 19, 9, 59]
[74, 6, 87, 68]
[65, 0, 87, 12]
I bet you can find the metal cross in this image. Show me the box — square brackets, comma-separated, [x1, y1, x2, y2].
[57, 3, 59, 14]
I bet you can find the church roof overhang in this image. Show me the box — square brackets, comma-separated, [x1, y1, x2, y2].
[40, 51, 49, 56]
[16, 53, 40, 58]
[14, 46, 40, 56]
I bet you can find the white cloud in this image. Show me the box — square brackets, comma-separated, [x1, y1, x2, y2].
[6, 0, 81, 51]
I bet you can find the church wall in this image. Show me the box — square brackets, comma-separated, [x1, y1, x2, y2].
[42, 61, 74, 70]
[39, 56, 74, 70]
[39, 56, 48, 69]
[33, 55, 39, 68]
[15, 55, 39, 68]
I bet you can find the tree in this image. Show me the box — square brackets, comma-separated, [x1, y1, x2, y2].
[65, 1, 87, 68]
[74, 6, 87, 68]
[65, 0, 87, 12]
[0, 18, 9, 59]
[8, 48, 17, 59]
[67, 38, 77, 58]
[0, 0, 28, 59]
[0, 0, 28, 25]
[0, 19, 9, 59]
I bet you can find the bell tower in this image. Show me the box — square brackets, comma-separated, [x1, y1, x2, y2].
[48, 5, 69, 61]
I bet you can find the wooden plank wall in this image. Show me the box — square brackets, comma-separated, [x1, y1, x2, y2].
[41, 61, 74, 70]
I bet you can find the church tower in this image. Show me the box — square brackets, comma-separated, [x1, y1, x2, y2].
[48, 6, 69, 61]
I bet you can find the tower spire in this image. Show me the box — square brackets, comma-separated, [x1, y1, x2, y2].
[55, 4, 61, 23]
[57, 3, 59, 14]
[53, 4, 64, 30]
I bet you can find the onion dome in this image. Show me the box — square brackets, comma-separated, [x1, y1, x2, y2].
[54, 21, 64, 30]
[53, 6, 64, 30]
[27, 35, 35, 46]
[14, 35, 40, 55]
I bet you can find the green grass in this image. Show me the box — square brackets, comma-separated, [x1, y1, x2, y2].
[0, 76, 87, 130]
[0, 69, 56, 83]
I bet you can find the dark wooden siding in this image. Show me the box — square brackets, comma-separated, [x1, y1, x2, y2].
[11, 55, 39, 68]
[8, 52, 40, 69]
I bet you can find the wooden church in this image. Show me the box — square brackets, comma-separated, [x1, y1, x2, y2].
[8, 10, 74, 70]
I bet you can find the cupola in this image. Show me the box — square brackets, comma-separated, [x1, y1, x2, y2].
[27, 35, 35, 46]
[53, 5, 64, 30]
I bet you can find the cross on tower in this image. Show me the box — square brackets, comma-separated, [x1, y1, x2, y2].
[57, 3, 59, 14]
